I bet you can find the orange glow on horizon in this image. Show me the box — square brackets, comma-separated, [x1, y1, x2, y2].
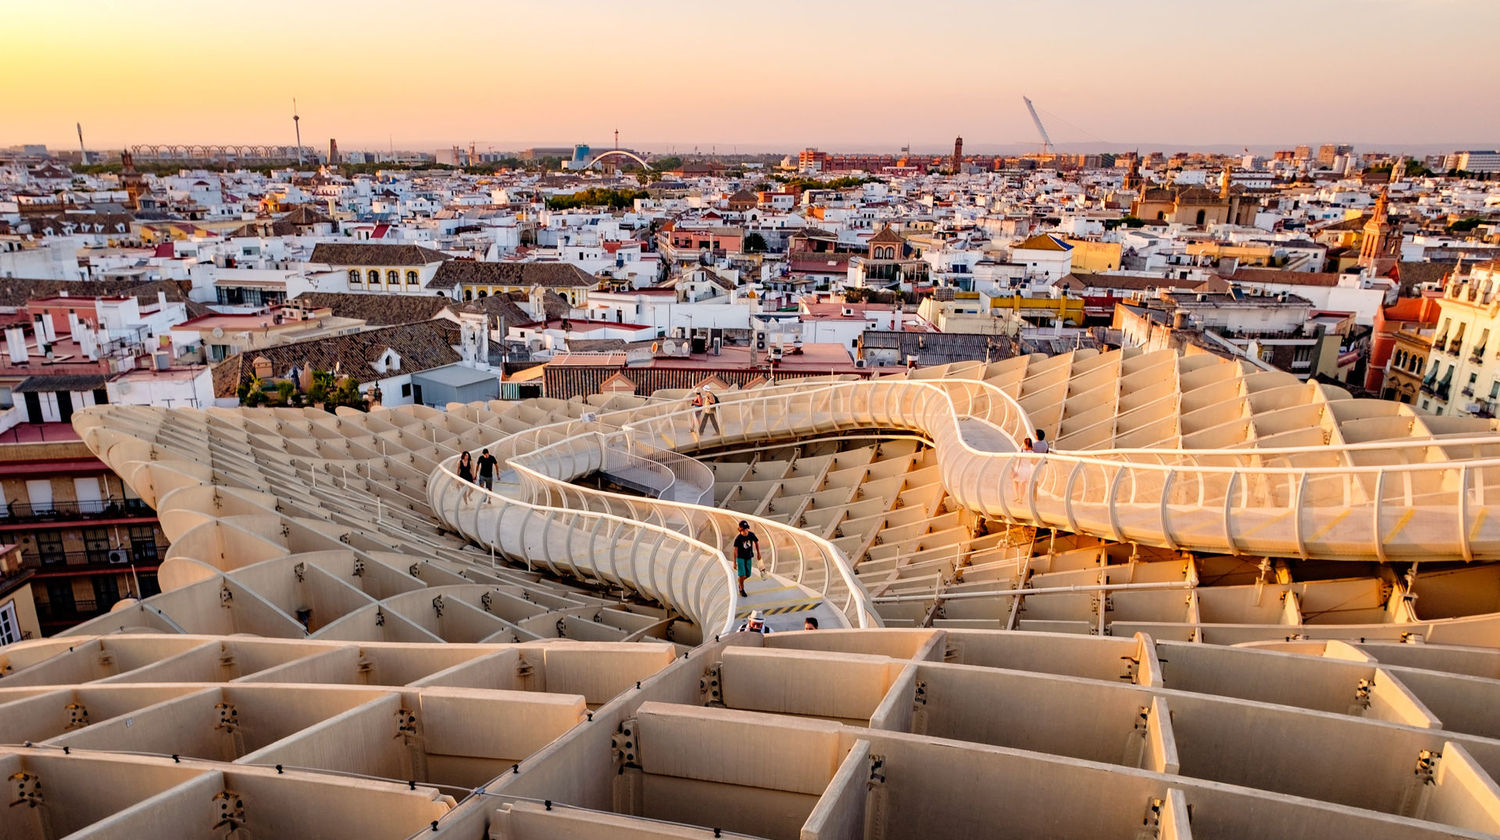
[3, 0, 1498, 153]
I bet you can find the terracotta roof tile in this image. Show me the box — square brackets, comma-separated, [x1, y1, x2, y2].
[213, 321, 462, 397]
[290, 292, 454, 326]
[428, 261, 597, 291]
[309, 242, 450, 267]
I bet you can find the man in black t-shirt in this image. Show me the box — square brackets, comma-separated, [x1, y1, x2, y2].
[476, 448, 498, 490]
[731, 519, 760, 598]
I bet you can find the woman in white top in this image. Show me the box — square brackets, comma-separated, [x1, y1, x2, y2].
[1012, 437, 1037, 497]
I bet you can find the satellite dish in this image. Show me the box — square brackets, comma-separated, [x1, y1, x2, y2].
[212, 327, 225, 338]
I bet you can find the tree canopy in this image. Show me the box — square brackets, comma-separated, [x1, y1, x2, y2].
[546, 188, 650, 210]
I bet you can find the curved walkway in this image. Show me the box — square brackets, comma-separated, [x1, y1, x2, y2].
[430, 376, 1500, 638]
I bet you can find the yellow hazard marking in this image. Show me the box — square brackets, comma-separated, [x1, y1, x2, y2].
[739, 593, 817, 609]
[737, 601, 822, 618]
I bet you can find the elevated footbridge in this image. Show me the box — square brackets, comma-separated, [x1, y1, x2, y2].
[429, 361, 1500, 639]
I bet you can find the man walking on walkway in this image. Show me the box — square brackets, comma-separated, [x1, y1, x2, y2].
[731, 519, 760, 598]
[476, 448, 498, 491]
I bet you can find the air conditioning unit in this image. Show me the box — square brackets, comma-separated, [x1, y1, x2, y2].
[855, 358, 867, 369]
[107, 549, 130, 564]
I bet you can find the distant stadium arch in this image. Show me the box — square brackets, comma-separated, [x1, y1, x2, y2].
[585, 150, 652, 171]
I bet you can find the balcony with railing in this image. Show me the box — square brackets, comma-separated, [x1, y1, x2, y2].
[0, 498, 156, 526]
[26, 546, 166, 574]
[35, 597, 101, 627]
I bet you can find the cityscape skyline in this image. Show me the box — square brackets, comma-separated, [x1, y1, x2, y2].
[4, 0, 1499, 152]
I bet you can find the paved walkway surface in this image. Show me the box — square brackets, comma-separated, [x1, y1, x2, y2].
[732, 569, 843, 634]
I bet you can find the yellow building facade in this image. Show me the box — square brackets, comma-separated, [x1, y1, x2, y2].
[1062, 239, 1122, 272]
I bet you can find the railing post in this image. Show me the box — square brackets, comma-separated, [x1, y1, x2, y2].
[1159, 469, 1179, 550]
[1222, 471, 1241, 555]
[1291, 471, 1309, 560]
[1063, 461, 1083, 534]
[1458, 464, 1474, 563]
[1106, 466, 1126, 543]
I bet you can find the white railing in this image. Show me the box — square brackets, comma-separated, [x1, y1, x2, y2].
[427, 460, 742, 637]
[591, 378, 1500, 564]
[430, 376, 1500, 635]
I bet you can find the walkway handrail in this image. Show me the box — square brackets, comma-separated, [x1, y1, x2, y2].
[503, 421, 880, 630]
[430, 373, 1500, 638]
[596, 376, 1500, 563]
[426, 458, 743, 637]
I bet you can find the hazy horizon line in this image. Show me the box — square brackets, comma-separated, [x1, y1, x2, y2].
[11, 138, 1495, 158]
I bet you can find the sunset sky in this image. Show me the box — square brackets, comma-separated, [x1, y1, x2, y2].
[3, 0, 1497, 154]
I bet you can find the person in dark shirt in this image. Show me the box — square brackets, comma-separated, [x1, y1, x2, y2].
[456, 451, 476, 500]
[476, 449, 498, 490]
[730, 519, 760, 598]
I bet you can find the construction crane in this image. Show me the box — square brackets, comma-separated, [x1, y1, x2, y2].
[1022, 96, 1055, 156]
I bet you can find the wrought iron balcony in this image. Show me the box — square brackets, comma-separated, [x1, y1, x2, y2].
[0, 498, 155, 525]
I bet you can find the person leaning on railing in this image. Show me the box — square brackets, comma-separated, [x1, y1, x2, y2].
[1031, 429, 1049, 454]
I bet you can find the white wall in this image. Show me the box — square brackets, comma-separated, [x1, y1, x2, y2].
[106, 370, 215, 410]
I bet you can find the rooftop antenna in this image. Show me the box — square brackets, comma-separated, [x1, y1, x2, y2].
[292, 98, 303, 166]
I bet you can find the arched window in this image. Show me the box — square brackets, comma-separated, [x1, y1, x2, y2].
[477, 290, 487, 299]
[1195, 210, 1206, 225]
[406, 270, 418, 286]
[387, 270, 399, 286]
[463, 289, 473, 301]
[367, 269, 379, 285]
[348, 269, 360, 285]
